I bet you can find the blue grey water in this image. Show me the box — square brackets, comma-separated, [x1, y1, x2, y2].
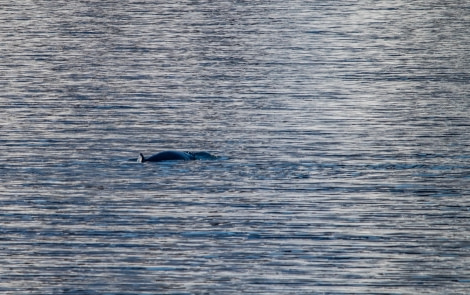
[1, 1, 469, 294]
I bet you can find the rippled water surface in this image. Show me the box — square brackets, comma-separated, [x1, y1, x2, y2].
[1, 1, 469, 294]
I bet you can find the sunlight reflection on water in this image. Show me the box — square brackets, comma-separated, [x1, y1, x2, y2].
[1, 0, 469, 294]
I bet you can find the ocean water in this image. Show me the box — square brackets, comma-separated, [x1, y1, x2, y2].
[1, 1, 469, 294]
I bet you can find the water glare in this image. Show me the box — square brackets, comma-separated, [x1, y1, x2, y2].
[1, 1, 469, 294]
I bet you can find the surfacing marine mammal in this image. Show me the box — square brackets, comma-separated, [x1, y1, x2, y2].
[138, 151, 218, 163]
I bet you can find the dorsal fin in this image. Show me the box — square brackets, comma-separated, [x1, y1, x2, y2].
[138, 153, 145, 163]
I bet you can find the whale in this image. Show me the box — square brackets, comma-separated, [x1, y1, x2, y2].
[138, 151, 218, 163]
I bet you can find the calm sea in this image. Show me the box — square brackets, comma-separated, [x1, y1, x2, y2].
[1, 1, 469, 294]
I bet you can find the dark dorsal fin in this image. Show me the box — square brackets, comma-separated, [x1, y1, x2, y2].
[138, 153, 145, 163]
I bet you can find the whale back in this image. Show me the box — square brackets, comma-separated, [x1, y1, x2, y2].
[141, 151, 194, 162]
[138, 151, 218, 163]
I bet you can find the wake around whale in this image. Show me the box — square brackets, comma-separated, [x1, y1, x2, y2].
[138, 151, 218, 163]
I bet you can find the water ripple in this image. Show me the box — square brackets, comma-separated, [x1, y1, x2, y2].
[1, 0, 470, 294]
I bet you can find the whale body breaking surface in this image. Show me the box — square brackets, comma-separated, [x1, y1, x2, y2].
[138, 151, 218, 163]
